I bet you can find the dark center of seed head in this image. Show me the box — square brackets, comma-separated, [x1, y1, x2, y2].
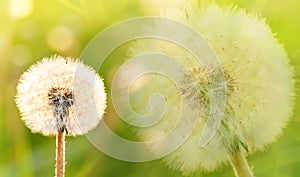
[48, 87, 74, 134]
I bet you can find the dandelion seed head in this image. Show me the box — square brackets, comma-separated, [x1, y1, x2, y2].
[16, 55, 107, 136]
[128, 2, 295, 175]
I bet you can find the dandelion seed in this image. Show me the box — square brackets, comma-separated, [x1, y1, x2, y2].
[15, 55, 107, 177]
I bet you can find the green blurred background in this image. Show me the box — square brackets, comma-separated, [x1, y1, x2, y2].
[0, 0, 299, 176]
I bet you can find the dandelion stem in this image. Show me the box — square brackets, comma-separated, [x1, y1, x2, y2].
[230, 149, 254, 177]
[55, 132, 65, 177]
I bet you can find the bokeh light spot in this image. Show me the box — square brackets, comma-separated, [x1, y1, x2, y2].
[47, 26, 75, 52]
[9, 0, 33, 19]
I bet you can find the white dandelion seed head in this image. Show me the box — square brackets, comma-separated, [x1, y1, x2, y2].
[15, 55, 107, 136]
[127, 2, 295, 175]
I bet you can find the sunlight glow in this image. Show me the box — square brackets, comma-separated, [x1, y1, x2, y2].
[9, 0, 33, 19]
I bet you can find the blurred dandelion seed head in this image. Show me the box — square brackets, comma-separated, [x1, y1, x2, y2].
[15, 55, 107, 136]
[128, 2, 295, 175]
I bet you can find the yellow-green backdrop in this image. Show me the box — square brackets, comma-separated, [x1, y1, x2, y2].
[0, 0, 299, 177]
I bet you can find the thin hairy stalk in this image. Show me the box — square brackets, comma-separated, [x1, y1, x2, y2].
[55, 132, 65, 177]
[230, 149, 254, 177]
